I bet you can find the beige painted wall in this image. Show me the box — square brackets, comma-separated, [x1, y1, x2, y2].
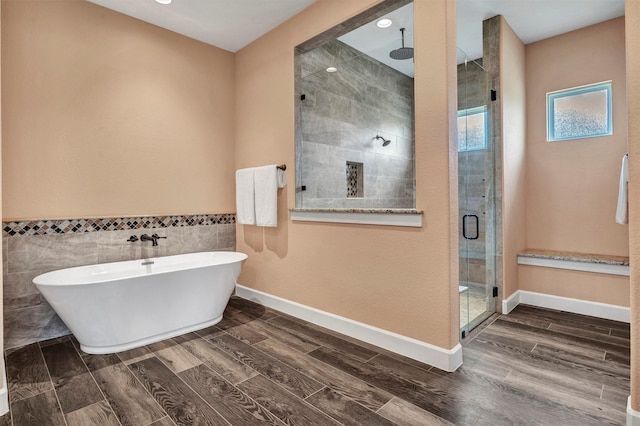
[1, 0, 236, 220]
[525, 18, 628, 256]
[500, 17, 527, 300]
[235, 0, 460, 349]
[522, 18, 629, 304]
[625, 0, 640, 411]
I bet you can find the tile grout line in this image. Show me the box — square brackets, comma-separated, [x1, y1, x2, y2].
[36, 341, 69, 426]
[68, 338, 125, 426]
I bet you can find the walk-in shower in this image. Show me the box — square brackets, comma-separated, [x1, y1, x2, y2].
[458, 47, 497, 336]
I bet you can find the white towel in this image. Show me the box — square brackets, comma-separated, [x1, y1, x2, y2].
[616, 153, 629, 225]
[236, 168, 256, 225]
[254, 165, 280, 227]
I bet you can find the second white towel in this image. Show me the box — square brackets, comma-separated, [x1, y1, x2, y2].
[254, 165, 279, 227]
[616, 153, 629, 225]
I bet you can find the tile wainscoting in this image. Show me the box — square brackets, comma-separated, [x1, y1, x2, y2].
[2, 214, 236, 350]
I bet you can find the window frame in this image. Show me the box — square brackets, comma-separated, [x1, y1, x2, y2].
[546, 81, 613, 142]
[457, 105, 488, 152]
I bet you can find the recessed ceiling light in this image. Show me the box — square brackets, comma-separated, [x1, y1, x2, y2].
[326, 67, 338, 73]
[376, 18, 392, 28]
[155, 0, 172, 4]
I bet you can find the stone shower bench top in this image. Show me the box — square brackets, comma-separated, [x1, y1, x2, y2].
[290, 209, 423, 227]
[517, 249, 629, 276]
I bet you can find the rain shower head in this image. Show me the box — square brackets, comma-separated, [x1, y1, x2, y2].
[389, 28, 413, 60]
[375, 135, 391, 147]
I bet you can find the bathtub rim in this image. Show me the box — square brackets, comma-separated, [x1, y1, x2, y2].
[33, 251, 248, 287]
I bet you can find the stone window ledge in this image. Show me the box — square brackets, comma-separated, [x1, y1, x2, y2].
[290, 209, 423, 227]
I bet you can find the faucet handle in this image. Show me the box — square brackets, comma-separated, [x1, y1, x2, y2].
[151, 234, 167, 239]
[127, 235, 139, 242]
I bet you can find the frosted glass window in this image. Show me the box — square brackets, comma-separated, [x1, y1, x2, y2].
[458, 106, 487, 152]
[547, 81, 612, 141]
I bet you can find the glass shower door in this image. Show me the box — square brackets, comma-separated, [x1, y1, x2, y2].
[457, 49, 496, 337]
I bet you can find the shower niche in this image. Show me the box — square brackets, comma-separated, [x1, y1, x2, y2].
[294, 0, 415, 210]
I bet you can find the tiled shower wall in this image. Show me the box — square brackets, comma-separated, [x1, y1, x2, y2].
[2, 214, 236, 350]
[298, 40, 415, 209]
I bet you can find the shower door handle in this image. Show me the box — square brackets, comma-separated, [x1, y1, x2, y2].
[462, 214, 479, 240]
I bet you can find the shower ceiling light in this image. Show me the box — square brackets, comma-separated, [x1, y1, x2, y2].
[326, 67, 338, 73]
[155, 0, 172, 4]
[377, 18, 392, 28]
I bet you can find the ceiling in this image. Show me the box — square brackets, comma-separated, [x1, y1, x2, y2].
[457, 0, 625, 61]
[87, 0, 625, 66]
[87, 0, 317, 53]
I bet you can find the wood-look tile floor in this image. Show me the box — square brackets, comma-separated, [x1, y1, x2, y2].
[1, 297, 630, 425]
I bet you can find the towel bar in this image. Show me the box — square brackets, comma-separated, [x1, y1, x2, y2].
[277, 164, 286, 171]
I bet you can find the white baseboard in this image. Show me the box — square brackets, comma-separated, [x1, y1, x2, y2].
[0, 387, 7, 416]
[628, 397, 640, 426]
[502, 290, 630, 323]
[235, 285, 463, 372]
[0, 355, 7, 416]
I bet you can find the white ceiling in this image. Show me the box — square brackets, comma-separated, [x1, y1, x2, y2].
[87, 0, 625, 67]
[87, 0, 317, 53]
[457, 0, 625, 61]
[338, 3, 414, 77]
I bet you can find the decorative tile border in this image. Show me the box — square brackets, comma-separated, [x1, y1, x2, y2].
[3, 214, 236, 237]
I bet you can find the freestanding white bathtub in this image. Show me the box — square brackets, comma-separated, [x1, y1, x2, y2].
[33, 251, 247, 354]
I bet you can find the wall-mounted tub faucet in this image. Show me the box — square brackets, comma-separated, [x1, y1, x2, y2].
[140, 233, 167, 246]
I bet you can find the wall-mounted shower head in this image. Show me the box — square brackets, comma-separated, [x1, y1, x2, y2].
[375, 135, 391, 147]
[389, 28, 413, 60]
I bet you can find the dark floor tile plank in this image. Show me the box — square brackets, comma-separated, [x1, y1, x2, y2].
[40, 337, 88, 379]
[147, 338, 203, 373]
[81, 353, 122, 372]
[255, 338, 393, 410]
[194, 325, 225, 339]
[6, 343, 53, 403]
[306, 387, 395, 426]
[151, 417, 177, 426]
[605, 349, 630, 365]
[490, 319, 611, 359]
[611, 328, 630, 339]
[176, 335, 259, 385]
[225, 323, 269, 345]
[378, 397, 454, 426]
[514, 305, 630, 332]
[179, 364, 285, 425]
[243, 319, 322, 353]
[40, 339, 104, 413]
[55, 372, 105, 414]
[308, 346, 479, 425]
[92, 362, 166, 426]
[227, 297, 281, 321]
[65, 400, 120, 426]
[531, 343, 630, 389]
[117, 346, 155, 365]
[0, 412, 10, 426]
[129, 356, 228, 426]
[238, 376, 341, 426]
[547, 322, 630, 348]
[268, 316, 379, 362]
[210, 333, 323, 398]
[503, 369, 624, 423]
[11, 390, 65, 426]
[472, 338, 617, 395]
